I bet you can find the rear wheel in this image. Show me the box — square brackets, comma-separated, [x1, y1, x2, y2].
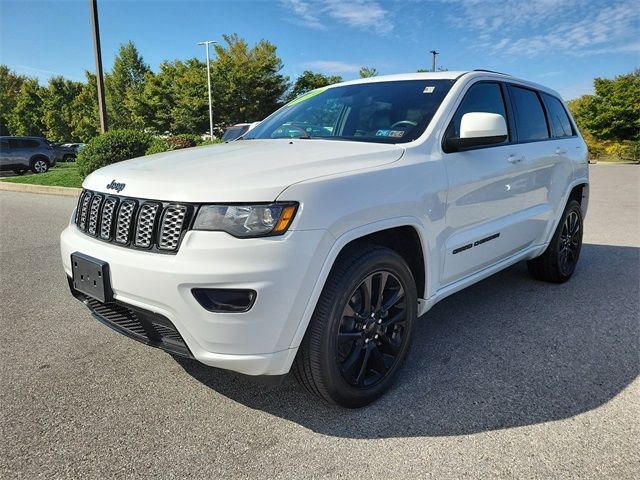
[12, 169, 27, 175]
[294, 246, 417, 407]
[63, 154, 76, 162]
[30, 157, 49, 174]
[527, 200, 583, 283]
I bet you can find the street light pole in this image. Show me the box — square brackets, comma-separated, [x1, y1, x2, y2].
[198, 40, 218, 140]
[89, 0, 108, 132]
[430, 50, 439, 72]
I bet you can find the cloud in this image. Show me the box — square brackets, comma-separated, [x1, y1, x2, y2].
[280, 0, 393, 33]
[302, 60, 362, 74]
[280, 0, 325, 29]
[538, 71, 563, 78]
[442, 0, 640, 58]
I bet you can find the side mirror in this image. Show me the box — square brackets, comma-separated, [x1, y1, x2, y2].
[445, 112, 508, 152]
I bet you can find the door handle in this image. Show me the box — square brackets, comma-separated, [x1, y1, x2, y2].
[555, 147, 568, 155]
[507, 155, 524, 164]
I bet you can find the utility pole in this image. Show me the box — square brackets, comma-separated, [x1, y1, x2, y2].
[89, 0, 108, 133]
[430, 50, 439, 72]
[198, 40, 218, 140]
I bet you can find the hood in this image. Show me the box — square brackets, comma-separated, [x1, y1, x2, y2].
[83, 139, 404, 202]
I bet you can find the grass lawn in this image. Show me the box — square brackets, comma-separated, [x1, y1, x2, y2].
[0, 163, 83, 188]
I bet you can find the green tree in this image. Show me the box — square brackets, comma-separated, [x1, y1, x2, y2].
[0, 65, 26, 135]
[211, 34, 289, 128]
[128, 58, 209, 135]
[288, 70, 342, 101]
[70, 72, 100, 142]
[6, 78, 45, 136]
[359, 66, 378, 78]
[169, 59, 209, 133]
[41, 76, 83, 141]
[568, 70, 639, 141]
[105, 41, 150, 129]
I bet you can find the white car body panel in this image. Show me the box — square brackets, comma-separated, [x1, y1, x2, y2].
[83, 140, 404, 203]
[61, 71, 589, 376]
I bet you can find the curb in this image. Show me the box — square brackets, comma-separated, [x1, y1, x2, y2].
[0, 181, 82, 197]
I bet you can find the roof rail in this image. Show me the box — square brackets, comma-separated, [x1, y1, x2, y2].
[472, 69, 511, 76]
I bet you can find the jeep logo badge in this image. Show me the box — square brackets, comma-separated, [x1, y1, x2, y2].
[106, 180, 126, 193]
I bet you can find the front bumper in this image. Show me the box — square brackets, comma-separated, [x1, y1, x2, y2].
[61, 224, 334, 375]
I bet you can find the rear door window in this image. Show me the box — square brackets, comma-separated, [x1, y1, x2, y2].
[509, 86, 549, 141]
[8, 139, 21, 149]
[541, 93, 574, 138]
[21, 139, 40, 148]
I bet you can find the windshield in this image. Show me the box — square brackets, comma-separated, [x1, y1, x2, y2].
[244, 79, 454, 144]
[222, 125, 250, 142]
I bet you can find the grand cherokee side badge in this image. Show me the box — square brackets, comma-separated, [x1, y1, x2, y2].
[106, 180, 126, 193]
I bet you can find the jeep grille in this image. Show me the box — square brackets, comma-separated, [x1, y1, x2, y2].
[74, 189, 193, 254]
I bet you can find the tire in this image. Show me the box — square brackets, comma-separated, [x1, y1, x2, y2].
[63, 154, 75, 162]
[12, 169, 27, 175]
[30, 157, 49, 174]
[527, 200, 583, 283]
[293, 245, 417, 408]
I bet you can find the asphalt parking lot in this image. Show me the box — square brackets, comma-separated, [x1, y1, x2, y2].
[1, 164, 638, 479]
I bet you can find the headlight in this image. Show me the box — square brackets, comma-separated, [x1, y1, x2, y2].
[193, 203, 298, 238]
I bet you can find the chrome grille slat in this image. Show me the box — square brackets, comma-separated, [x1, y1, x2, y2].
[115, 200, 136, 244]
[100, 197, 118, 240]
[78, 191, 92, 230]
[87, 194, 103, 236]
[159, 205, 188, 251]
[74, 190, 191, 254]
[134, 203, 160, 248]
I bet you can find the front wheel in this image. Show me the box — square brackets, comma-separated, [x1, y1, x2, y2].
[294, 246, 417, 408]
[30, 158, 49, 174]
[527, 200, 583, 283]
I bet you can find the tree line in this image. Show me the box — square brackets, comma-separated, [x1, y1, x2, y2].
[0, 34, 378, 142]
[567, 69, 639, 160]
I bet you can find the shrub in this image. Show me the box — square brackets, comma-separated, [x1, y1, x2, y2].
[199, 138, 223, 146]
[77, 129, 153, 177]
[168, 133, 203, 149]
[145, 137, 172, 155]
[582, 132, 606, 158]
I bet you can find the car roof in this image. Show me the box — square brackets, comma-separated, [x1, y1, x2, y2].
[325, 70, 563, 99]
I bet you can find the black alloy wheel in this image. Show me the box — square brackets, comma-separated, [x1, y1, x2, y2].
[294, 245, 417, 407]
[337, 270, 407, 388]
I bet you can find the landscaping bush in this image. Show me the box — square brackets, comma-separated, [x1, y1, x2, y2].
[199, 138, 223, 146]
[77, 129, 153, 177]
[145, 137, 172, 155]
[168, 133, 202, 149]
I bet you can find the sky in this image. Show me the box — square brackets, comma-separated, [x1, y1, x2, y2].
[0, 0, 638, 100]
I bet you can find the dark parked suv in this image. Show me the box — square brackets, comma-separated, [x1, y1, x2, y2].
[0, 136, 56, 174]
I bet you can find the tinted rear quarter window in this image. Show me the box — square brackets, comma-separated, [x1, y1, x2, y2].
[509, 86, 549, 141]
[22, 139, 40, 148]
[542, 93, 574, 138]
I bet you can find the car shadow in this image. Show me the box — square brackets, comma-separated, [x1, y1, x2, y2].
[175, 243, 639, 438]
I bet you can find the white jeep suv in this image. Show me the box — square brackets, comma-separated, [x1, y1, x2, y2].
[61, 71, 589, 407]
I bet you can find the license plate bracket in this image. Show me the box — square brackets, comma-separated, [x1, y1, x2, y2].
[71, 252, 113, 303]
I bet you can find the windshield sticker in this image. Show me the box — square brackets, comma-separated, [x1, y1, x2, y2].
[286, 87, 328, 107]
[376, 130, 405, 138]
[423, 86, 435, 94]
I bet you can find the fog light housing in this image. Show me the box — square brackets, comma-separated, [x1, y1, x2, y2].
[192, 288, 256, 313]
